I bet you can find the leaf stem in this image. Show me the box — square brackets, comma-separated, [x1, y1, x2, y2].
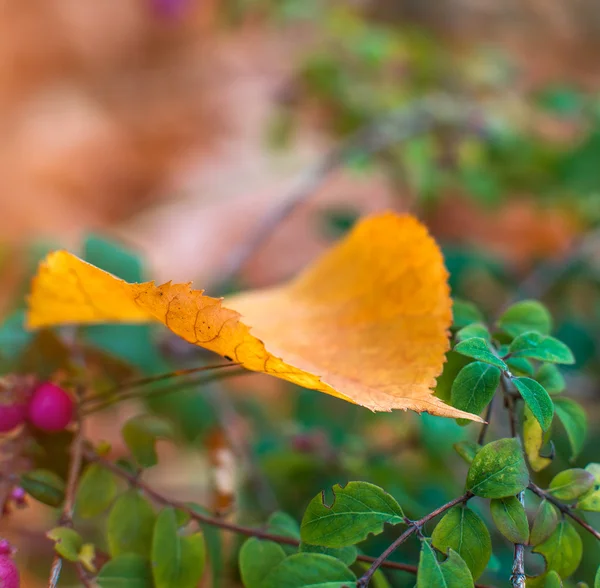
[477, 394, 495, 445]
[528, 482, 600, 541]
[356, 492, 473, 587]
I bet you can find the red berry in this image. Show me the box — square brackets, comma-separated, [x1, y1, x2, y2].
[27, 383, 74, 432]
[0, 403, 26, 434]
[0, 555, 19, 588]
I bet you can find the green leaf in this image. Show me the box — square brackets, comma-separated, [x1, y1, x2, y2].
[497, 300, 552, 338]
[554, 398, 587, 460]
[416, 540, 474, 588]
[452, 300, 484, 329]
[530, 500, 559, 546]
[431, 506, 491, 580]
[299, 543, 357, 566]
[187, 503, 223, 587]
[108, 490, 156, 557]
[450, 362, 500, 423]
[595, 566, 600, 588]
[453, 441, 481, 465]
[466, 438, 529, 498]
[122, 415, 175, 469]
[536, 364, 566, 395]
[509, 332, 575, 365]
[46, 527, 82, 561]
[533, 520, 582, 578]
[75, 463, 118, 519]
[96, 554, 153, 588]
[456, 323, 490, 342]
[523, 404, 553, 472]
[506, 357, 535, 377]
[20, 469, 65, 507]
[268, 511, 302, 540]
[454, 338, 508, 370]
[512, 377, 554, 431]
[300, 481, 404, 548]
[576, 464, 600, 512]
[261, 553, 357, 588]
[490, 497, 529, 544]
[544, 570, 563, 588]
[549, 469, 595, 501]
[355, 563, 391, 588]
[240, 539, 287, 588]
[152, 508, 206, 588]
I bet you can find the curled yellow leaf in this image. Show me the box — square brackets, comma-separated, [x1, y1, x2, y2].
[26, 212, 481, 421]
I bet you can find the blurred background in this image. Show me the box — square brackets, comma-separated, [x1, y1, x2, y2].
[2, 0, 600, 586]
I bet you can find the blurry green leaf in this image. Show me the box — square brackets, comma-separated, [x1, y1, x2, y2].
[452, 300, 484, 329]
[497, 301, 552, 338]
[453, 441, 481, 465]
[152, 508, 206, 588]
[268, 511, 301, 540]
[240, 539, 287, 588]
[533, 520, 582, 578]
[509, 332, 575, 365]
[96, 554, 153, 588]
[523, 404, 553, 472]
[451, 362, 500, 424]
[301, 481, 404, 548]
[0, 311, 32, 369]
[108, 490, 156, 557]
[554, 398, 587, 460]
[595, 566, 600, 588]
[122, 415, 175, 469]
[47, 527, 82, 561]
[78, 543, 96, 573]
[490, 497, 529, 544]
[456, 323, 490, 342]
[548, 469, 595, 501]
[538, 86, 583, 116]
[262, 553, 356, 588]
[466, 438, 528, 498]
[299, 542, 357, 566]
[431, 506, 491, 579]
[536, 364, 566, 395]
[21, 469, 65, 507]
[512, 377, 554, 431]
[530, 500, 559, 546]
[435, 351, 472, 404]
[416, 540, 474, 588]
[75, 464, 118, 519]
[575, 463, 600, 511]
[506, 357, 535, 377]
[544, 570, 563, 588]
[454, 338, 507, 370]
[187, 503, 223, 587]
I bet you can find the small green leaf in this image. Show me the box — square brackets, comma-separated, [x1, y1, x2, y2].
[530, 500, 559, 546]
[554, 398, 587, 460]
[453, 441, 481, 464]
[506, 357, 535, 377]
[300, 481, 404, 548]
[456, 323, 490, 342]
[268, 511, 301, 540]
[466, 438, 529, 498]
[544, 570, 563, 588]
[450, 362, 500, 423]
[577, 484, 600, 512]
[431, 506, 491, 580]
[108, 490, 156, 557]
[452, 300, 484, 330]
[240, 539, 287, 588]
[417, 540, 474, 588]
[454, 338, 508, 370]
[490, 497, 529, 544]
[595, 566, 600, 588]
[96, 554, 153, 588]
[549, 469, 595, 501]
[187, 503, 223, 587]
[512, 377, 554, 431]
[509, 332, 575, 365]
[122, 415, 175, 469]
[47, 527, 82, 561]
[523, 404, 552, 472]
[497, 301, 552, 338]
[21, 469, 65, 507]
[261, 553, 356, 588]
[75, 463, 118, 519]
[533, 520, 582, 578]
[299, 542, 357, 566]
[152, 508, 206, 588]
[536, 364, 566, 395]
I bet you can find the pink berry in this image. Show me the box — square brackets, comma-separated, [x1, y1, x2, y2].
[0, 403, 26, 434]
[0, 540, 12, 556]
[0, 555, 19, 588]
[9, 488, 25, 507]
[27, 383, 74, 432]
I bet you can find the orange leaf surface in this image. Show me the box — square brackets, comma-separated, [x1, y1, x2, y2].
[26, 213, 481, 420]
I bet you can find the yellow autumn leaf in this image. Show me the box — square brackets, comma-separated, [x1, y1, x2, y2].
[26, 212, 481, 421]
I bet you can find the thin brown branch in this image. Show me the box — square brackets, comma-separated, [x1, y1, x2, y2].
[510, 491, 526, 588]
[477, 394, 495, 445]
[528, 483, 600, 541]
[85, 448, 492, 585]
[356, 492, 473, 587]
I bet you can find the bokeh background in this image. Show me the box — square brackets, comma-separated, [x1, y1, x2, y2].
[1, 1, 600, 586]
